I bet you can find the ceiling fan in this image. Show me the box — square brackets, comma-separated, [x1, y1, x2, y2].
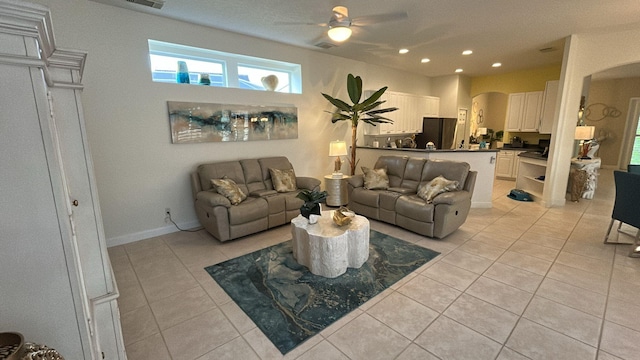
[280, 6, 408, 43]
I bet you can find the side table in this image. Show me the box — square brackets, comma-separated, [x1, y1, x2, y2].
[324, 175, 350, 206]
[570, 157, 601, 199]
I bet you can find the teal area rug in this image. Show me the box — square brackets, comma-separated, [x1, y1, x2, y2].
[204, 230, 440, 354]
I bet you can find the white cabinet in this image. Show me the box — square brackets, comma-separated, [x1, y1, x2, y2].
[0, 2, 125, 359]
[495, 150, 527, 179]
[505, 91, 543, 132]
[539, 80, 559, 134]
[516, 157, 548, 200]
[364, 91, 439, 135]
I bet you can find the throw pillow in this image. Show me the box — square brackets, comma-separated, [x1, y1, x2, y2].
[270, 168, 297, 192]
[211, 178, 247, 205]
[362, 166, 389, 190]
[417, 175, 459, 204]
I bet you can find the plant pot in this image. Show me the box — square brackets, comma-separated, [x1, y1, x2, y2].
[300, 202, 321, 219]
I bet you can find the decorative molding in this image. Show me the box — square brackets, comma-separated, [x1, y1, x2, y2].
[0, 0, 86, 86]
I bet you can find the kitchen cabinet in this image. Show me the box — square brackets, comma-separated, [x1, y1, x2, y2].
[505, 91, 543, 132]
[538, 80, 559, 134]
[495, 149, 527, 179]
[363, 91, 440, 135]
[516, 157, 547, 200]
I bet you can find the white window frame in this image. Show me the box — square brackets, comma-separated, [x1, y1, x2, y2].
[148, 39, 302, 93]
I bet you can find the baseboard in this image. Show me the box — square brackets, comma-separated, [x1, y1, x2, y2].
[471, 201, 492, 208]
[106, 220, 202, 247]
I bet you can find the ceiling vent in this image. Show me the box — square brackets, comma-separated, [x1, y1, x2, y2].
[539, 46, 557, 53]
[126, 0, 164, 9]
[315, 42, 337, 49]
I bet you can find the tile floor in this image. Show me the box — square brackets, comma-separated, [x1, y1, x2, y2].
[109, 168, 640, 360]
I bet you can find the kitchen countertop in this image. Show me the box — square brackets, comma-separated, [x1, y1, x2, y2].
[357, 146, 498, 153]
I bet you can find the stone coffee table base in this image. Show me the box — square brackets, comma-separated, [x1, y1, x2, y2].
[291, 212, 370, 278]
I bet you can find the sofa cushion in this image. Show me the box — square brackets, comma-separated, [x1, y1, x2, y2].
[396, 195, 435, 222]
[379, 191, 403, 210]
[374, 156, 408, 188]
[400, 158, 427, 192]
[270, 168, 297, 192]
[211, 178, 247, 205]
[258, 157, 293, 190]
[362, 166, 389, 190]
[417, 176, 459, 204]
[241, 159, 267, 194]
[422, 159, 469, 190]
[198, 161, 245, 192]
[351, 187, 380, 207]
[227, 197, 269, 225]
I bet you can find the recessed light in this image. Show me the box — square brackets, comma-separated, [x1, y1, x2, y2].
[421, 58, 430, 63]
[462, 50, 473, 55]
[455, 68, 463, 73]
[492, 62, 502, 68]
[399, 48, 409, 54]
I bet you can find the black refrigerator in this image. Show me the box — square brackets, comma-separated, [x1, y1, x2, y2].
[414, 117, 458, 149]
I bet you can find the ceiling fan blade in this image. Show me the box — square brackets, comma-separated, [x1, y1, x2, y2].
[274, 21, 327, 27]
[351, 12, 408, 26]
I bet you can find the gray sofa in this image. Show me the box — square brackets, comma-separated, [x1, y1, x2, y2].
[347, 155, 477, 239]
[191, 156, 321, 242]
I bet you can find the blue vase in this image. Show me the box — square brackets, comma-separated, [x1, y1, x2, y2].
[177, 61, 190, 84]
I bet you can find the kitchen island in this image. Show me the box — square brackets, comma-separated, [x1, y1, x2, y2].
[356, 147, 498, 208]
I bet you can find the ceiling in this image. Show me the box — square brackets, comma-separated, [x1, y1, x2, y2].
[92, 0, 640, 78]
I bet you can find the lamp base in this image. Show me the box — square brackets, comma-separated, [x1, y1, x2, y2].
[333, 156, 343, 173]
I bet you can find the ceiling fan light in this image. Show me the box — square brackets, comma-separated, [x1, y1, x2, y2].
[328, 26, 352, 42]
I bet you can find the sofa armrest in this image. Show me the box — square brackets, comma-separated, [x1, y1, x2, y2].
[432, 190, 471, 205]
[197, 191, 231, 208]
[296, 176, 321, 191]
[347, 174, 364, 188]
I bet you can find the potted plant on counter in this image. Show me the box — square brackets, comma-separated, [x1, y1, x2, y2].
[322, 74, 398, 175]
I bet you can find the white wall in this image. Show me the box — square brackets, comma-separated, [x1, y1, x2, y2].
[546, 29, 640, 207]
[33, 0, 433, 245]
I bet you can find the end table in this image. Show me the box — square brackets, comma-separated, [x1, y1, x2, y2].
[324, 175, 350, 206]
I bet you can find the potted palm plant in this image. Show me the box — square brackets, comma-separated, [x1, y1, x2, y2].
[322, 74, 398, 175]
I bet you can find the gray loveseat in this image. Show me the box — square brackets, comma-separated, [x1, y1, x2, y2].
[191, 156, 321, 242]
[347, 155, 477, 239]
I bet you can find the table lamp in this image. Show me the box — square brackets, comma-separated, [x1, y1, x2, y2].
[574, 125, 595, 159]
[329, 140, 348, 178]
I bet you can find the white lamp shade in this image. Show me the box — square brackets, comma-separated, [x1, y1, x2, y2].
[329, 140, 348, 156]
[328, 26, 352, 42]
[574, 126, 595, 140]
[478, 127, 488, 135]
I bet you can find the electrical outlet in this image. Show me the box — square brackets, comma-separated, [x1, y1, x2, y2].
[164, 208, 171, 223]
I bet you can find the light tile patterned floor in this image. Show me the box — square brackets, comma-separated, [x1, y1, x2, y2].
[110, 168, 640, 359]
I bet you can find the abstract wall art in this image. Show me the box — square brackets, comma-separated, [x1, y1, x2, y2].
[168, 101, 298, 144]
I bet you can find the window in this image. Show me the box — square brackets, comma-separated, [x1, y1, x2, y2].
[631, 115, 640, 165]
[148, 40, 301, 93]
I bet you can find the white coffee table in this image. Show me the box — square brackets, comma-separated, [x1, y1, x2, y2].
[291, 212, 370, 278]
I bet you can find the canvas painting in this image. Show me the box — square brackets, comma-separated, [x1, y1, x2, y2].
[168, 101, 298, 144]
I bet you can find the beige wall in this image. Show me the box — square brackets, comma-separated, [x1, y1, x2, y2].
[586, 77, 640, 166]
[31, 0, 434, 244]
[471, 92, 508, 141]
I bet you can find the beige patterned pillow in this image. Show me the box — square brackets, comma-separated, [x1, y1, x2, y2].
[211, 178, 247, 205]
[417, 176, 459, 204]
[270, 168, 297, 192]
[362, 166, 389, 190]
